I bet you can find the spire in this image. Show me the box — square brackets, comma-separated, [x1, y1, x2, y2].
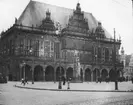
[15, 17, 17, 24]
[121, 46, 124, 54]
[76, 2, 81, 12]
[46, 9, 51, 19]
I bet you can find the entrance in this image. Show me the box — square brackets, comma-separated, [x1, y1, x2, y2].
[45, 65, 54, 81]
[34, 65, 43, 81]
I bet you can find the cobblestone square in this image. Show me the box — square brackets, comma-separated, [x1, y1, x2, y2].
[0, 81, 133, 105]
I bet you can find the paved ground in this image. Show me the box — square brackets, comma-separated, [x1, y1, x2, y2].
[0, 82, 133, 105]
[15, 81, 133, 91]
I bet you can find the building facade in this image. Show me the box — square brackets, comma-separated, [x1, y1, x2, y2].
[0, 1, 123, 82]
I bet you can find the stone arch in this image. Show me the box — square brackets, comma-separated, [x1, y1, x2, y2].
[85, 68, 91, 81]
[101, 69, 108, 81]
[56, 66, 64, 81]
[45, 65, 54, 81]
[34, 65, 43, 81]
[109, 69, 116, 81]
[93, 68, 100, 81]
[66, 67, 73, 80]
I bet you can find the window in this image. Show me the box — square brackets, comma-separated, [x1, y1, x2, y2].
[19, 39, 24, 55]
[54, 42, 60, 59]
[105, 48, 109, 61]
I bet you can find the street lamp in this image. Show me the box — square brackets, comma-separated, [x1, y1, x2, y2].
[29, 48, 34, 84]
[22, 61, 26, 80]
[56, 24, 62, 89]
[95, 54, 98, 83]
[113, 28, 118, 90]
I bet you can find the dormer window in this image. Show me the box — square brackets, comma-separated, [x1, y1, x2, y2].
[39, 9, 55, 31]
[95, 22, 105, 38]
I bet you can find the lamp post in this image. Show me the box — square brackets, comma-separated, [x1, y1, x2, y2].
[56, 24, 62, 89]
[29, 48, 34, 84]
[95, 54, 98, 83]
[22, 61, 26, 80]
[113, 28, 118, 90]
[74, 49, 78, 81]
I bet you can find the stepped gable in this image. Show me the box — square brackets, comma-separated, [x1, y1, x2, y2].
[17, 0, 112, 38]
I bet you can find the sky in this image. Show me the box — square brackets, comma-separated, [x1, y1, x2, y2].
[0, 0, 132, 54]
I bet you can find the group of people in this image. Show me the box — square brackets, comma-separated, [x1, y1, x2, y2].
[21, 77, 28, 86]
[61, 76, 72, 89]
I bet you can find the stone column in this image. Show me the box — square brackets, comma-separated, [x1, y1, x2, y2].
[43, 70, 45, 81]
[31, 64, 34, 84]
[82, 70, 85, 82]
[64, 68, 67, 78]
[54, 67, 56, 83]
[91, 71, 93, 82]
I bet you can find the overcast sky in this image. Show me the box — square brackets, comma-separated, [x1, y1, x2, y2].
[0, 0, 132, 54]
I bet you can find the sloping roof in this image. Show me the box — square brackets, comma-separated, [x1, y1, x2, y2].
[17, 0, 112, 38]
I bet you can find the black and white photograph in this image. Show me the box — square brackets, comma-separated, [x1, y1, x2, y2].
[0, 0, 133, 105]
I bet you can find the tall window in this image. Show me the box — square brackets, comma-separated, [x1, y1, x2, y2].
[50, 42, 54, 58]
[44, 40, 50, 58]
[34, 40, 39, 57]
[9, 40, 14, 55]
[54, 42, 60, 59]
[105, 48, 109, 61]
[20, 39, 24, 55]
[39, 41, 44, 57]
[101, 48, 105, 62]
[97, 47, 101, 61]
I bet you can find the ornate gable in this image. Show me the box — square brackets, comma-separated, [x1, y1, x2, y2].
[39, 10, 55, 31]
[63, 3, 89, 35]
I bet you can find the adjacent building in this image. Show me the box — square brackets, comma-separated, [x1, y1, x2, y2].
[0, 1, 123, 82]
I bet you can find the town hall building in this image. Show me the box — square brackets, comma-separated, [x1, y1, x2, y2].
[0, 0, 123, 82]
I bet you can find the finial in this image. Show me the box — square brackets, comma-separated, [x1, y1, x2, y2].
[15, 17, 17, 24]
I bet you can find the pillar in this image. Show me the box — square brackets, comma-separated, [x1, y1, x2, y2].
[31, 64, 34, 84]
[82, 70, 85, 82]
[64, 68, 67, 78]
[91, 71, 93, 82]
[43, 69, 45, 81]
[54, 67, 56, 82]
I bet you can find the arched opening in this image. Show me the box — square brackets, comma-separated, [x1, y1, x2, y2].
[45, 65, 54, 81]
[85, 68, 91, 81]
[101, 69, 108, 81]
[66, 67, 73, 80]
[34, 65, 43, 81]
[21, 65, 32, 81]
[56, 66, 64, 81]
[109, 69, 116, 81]
[93, 68, 100, 81]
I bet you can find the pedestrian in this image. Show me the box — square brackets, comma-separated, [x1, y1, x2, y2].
[21, 78, 25, 86]
[62, 76, 66, 85]
[67, 78, 71, 89]
[25, 77, 28, 84]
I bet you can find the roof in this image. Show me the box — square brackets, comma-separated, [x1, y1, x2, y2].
[17, 0, 112, 38]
